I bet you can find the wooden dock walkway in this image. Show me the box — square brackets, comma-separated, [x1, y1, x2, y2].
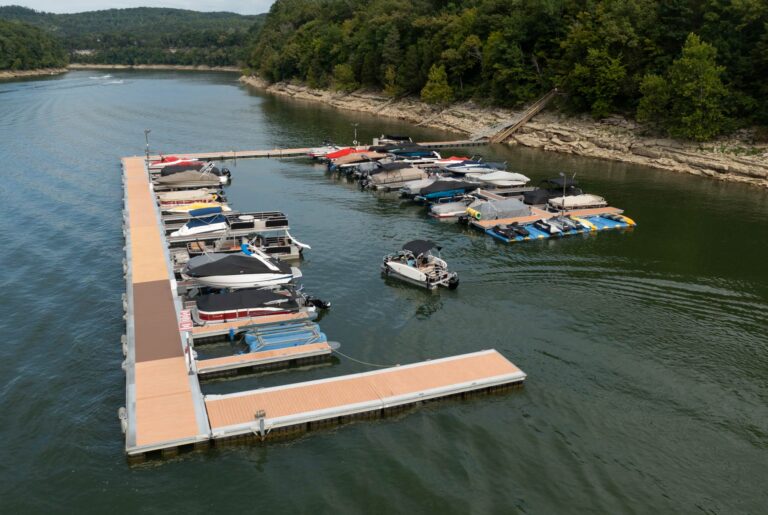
[206, 350, 526, 441]
[122, 157, 210, 457]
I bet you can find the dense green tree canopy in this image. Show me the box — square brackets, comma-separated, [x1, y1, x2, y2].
[0, 18, 67, 70]
[0, 6, 264, 67]
[247, 0, 768, 137]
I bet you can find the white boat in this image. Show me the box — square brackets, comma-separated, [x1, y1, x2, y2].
[465, 171, 530, 187]
[170, 211, 228, 237]
[182, 248, 302, 289]
[547, 194, 607, 210]
[381, 240, 459, 289]
[429, 196, 479, 218]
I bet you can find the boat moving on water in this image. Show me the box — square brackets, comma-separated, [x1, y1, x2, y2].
[382, 240, 459, 290]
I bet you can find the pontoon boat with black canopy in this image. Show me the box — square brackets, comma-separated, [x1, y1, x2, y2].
[381, 240, 459, 289]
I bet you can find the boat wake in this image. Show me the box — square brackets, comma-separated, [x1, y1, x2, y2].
[88, 74, 112, 80]
[102, 80, 124, 85]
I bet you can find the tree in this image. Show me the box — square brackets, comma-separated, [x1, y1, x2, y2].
[637, 33, 730, 141]
[420, 63, 453, 105]
[332, 63, 358, 92]
[566, 47, 627, 118]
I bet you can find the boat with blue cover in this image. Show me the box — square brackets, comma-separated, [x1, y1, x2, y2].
[234, 321, 328, 354]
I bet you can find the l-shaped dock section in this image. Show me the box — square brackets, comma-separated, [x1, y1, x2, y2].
[121, 154, 526, 460]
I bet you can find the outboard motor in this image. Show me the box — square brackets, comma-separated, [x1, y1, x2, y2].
[306, 297, 331, 310]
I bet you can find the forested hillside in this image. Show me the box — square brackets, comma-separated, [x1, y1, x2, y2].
[0, 6, 264, 67]
[248, 0, 768, 140]
[0, 18, 67, 70]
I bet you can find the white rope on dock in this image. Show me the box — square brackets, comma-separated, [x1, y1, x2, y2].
[332, 348, 398, 368]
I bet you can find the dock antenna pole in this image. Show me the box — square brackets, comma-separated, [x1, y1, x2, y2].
[351, 123, 359, 147]
[144, 129, 151, 161]
[559, 171, 566, 215]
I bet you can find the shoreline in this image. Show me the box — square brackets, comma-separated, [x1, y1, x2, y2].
[68, 63, 241, 72]
[240, 75, 768, 189]
[0, 67, 68, 79]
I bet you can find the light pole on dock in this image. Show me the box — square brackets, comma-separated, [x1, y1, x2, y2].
[351, 123, 359, 147]
[144, 129, 151, 161]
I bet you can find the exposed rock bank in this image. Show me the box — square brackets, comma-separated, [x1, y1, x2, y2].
[240, 75, 768, 188]
[0, 67, 68, 80]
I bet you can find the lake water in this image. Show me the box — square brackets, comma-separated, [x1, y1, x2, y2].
[1, 70, 766, 513]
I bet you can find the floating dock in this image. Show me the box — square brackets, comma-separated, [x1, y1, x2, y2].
[120, 154, 527, 460]
[206, 349, 525, 442]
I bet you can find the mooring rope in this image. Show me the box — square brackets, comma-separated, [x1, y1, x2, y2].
[332, 348, 398, 369]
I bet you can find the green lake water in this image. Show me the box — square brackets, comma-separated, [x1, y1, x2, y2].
[0, 71, 766, 513]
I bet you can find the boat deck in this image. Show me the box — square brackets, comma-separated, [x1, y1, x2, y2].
[206, 349, 525, 440]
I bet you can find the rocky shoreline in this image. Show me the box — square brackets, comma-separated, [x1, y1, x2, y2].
[69, 63, 241, 72]
[240, 75, 768, 188]
[0, 67, 68, 80]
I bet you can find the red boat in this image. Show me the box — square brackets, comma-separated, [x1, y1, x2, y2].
[325, 147, 366, 160]
[149, 155, 201, 170]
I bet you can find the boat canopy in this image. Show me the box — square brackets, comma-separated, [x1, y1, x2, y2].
[160, 163, 205, 175]
[402, 239, 440, 256]
[196, 288, 297, 312]
[186, 254, 292, 277]
[185, 214, 227, 229]
[420, 180, 477, 194]
[473, 198, 530, 220]
[188, 206, 223, 217]
[382, 134, 411, 141]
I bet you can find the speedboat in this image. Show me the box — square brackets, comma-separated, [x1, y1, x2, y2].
[377, 134, 412, 145]
[381, 240, 459, 290]
[182, 248, 302, 289]
[154, 170, 224, 189]
[413, 180, 478, 201]
[400, 177, 437, 197]
[308, 141, 340, 159]
[465, 171, 530, 187]
[148, 155, 197, 169]
[170, 207, 229, 237]
[157, 162, 230, 184]
[362, 166, 427, 190]
[192, 287, 329, 323]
